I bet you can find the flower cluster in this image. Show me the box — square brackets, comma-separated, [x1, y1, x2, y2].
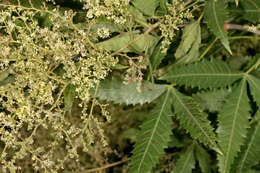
[0, 0, 195, 172]
[0, 1, 118, 172]
[159, 1, 193, 53]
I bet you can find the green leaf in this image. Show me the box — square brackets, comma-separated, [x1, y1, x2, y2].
[193, 88, 232, 112]
[0, 75, 15, 86]
[175, 22, 201, 63]
[205, 0, 232, 54]
[132, 0, 159, 16]
[0, 69, 10, 82]
[195, 144, 212, 173]
[171, 88, 217, 149]
[157, 0, 168, 15]
[150, 43, 166, 71]
[241, 0, 260, 23]
[94, 78, 167, 105]
[171, 146, 195, 173]
[64, 84, 76, 112]
[160, 59, 243, 89]
[232, 111, 260, 173]
[247, 75, 260, 106]
[217, 78, 251, 173]
[97, 33, 158, 53]
[128, 90, 173, 173]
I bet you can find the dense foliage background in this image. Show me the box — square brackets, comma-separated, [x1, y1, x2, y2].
[0, 0, 260, 172]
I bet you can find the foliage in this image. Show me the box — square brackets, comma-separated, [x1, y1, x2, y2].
[0, 0, 260, 173]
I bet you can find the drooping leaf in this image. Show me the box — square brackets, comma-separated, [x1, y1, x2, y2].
[204, 0, 232, 54]
[195, 144, 212, 173]
[175, 22, 201, 64]
[128, 90, 173, 173]
[241, 0, 260, 23]
[171, 146, 195, 173]
[160, 59, 243, 89]
[0, 69, 10, 82]
[217, 78, 251, 173]
[64, 84, 76, 112]
[247, 75, 260, 106]
[193, 88, 232, 112]
[171, 88, 218, 149]
[94, 78, 167, 105]
[97, 33, 158, 53]
[232, 111, 260, 173]
[0, 75, 15, 86]
[132, 0, 159, 16]
[150, 43, 166, 71]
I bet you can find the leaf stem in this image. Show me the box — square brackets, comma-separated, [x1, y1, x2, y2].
[199, 37, 218, 60]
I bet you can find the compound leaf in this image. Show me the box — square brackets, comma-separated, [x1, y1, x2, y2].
[160, 59, 243, 89]
[128, 90, 173, 173]
[217, 78, 251, 173]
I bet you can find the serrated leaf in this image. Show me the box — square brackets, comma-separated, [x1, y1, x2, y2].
[150, 43, 166, 71]
[128, 90, 173, 173]
[247, 75, 260, 106]
[97, 33, 158, 53]
[195, 144, 211, 173]
[160, 59, 243, 89]
[171, 88, 217, 148]
[175, 22, 201, 64]
[94, 78, 167, 105]
[232, 111, 260, 173]
[171, 146, 195, 173]
[217, 78, 250, 173]
[132, 0, 159, 16]
[193, 88, 232, 112]
[205, 0, 232, 54]
[64, 84, 76, 112]
[241, 0, 260, 23]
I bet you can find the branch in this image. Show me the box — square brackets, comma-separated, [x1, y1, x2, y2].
[224, 23, 260, 35]
[83, 157, 130, 173]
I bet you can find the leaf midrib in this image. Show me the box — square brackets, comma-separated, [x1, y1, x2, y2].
[224, 79, 246, 173]
[136, 90, 170, 173]
[172, 89, 216, 147]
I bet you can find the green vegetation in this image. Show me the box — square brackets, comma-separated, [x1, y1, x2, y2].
[0, 0, 260, 172]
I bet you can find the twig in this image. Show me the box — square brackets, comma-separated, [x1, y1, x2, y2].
[224, 23, 260, 35]
[83, 158, 130, 173]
